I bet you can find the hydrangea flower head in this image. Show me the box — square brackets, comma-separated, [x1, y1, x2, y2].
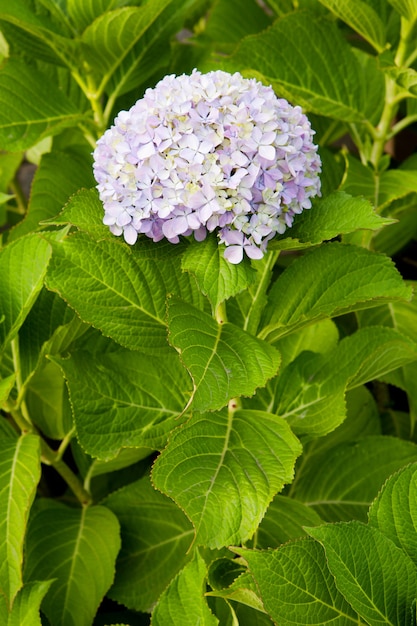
[93, 70, 321, 263]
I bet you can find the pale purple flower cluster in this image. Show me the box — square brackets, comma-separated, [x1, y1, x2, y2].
[93, 70, 321, 263]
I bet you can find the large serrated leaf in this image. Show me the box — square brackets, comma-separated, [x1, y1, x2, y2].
[291, 436, 417, 522]
[151, 551, 219, 626]
[368, 462, 417, 568]
[0, 434, 41, 608]
[24, 501, 121, 626]
[224, 11, 365, 121]
[0, 59, 87, 151]
[152, 408, 301, 548]
[236, 540, 360, 625]
[167, 297, 281, 412]
[272, 191, 394, 250]
[308, 522, 417, 626]
[55, 348, 192, 459]
[0, 235, 52, 354]
[256, 326, 417, 437]
[317, 0, 386, 51]
[260, 243, 412, 342]
[0, 580, 53, 626]
[45, 232, 203, 355]
[105, 476, 194, 612]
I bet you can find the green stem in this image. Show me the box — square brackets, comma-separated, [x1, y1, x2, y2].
[215, 300, 228, 325]
[370, 15, 414, 171]
[40, 439, 92, 506]
[245, 250, 279, 336]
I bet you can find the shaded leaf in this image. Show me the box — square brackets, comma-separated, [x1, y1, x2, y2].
[151, 551, 219, 626]
[105, 476, 194, 612]
[291, 436, 417, 522]
[9, 149, 95, 242]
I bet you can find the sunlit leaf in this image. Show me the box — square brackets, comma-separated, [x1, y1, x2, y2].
[45, 232, 203, 355]
[55, 347, 191, 459]
[261, 243, 412, 342]
[0, 235, 52, 353]
[152, 408, 301, 548]
[308, 522, 417, 626]
[0, 435, 41, 607]
[24, 501, 121, 626]
[224, 11, 366, 121]
[236, 541, 360, 625]
[0, 59, 87, 151]
[167, 297, 281, 412]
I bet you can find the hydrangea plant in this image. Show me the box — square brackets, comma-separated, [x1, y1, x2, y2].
[0, 1, 417, 625]
[93, 69, 321, 263]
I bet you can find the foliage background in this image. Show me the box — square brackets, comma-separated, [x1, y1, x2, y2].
[1, 0, 417, 624]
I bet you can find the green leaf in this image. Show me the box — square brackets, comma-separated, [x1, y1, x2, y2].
[18, 288, 86, 385]
[55, 348, 192, 459]
[274, 318, 339, 369]
[8, 149, 95, 242]
[388, 0, 417, 19]
[152, 408, 301, 548]
[207, 571, 266, 615]
[167, 297, 281, 412]
[1, 580, 53, 626]
[81, 3, 171, 89]
[67, 0, 125, 31]
[256, 495, 322, 548]
[260, 243, 412, 342]
[24, 501, 121, 626]
[151, 551, 219, 626]
[0, 235, 52, 353]
[181, 235, 256, 309]
[291, 436, 417, 522]
[0, 374, 15, 407]
[317, 0, 386, 51]
[204, 0, 271, 48]
[0, 0, 75, 65]
[256, 327, 417, 437]
[45, 232, 203, 355]
[104, 476, 194, 612]
[368, 462, 417, 568]
[43, 187, 114, 240]
[0, 59, 87, 151]
[308, 521, 417, 626]
[272, 192, 394, 250]
[224, 11, 366, 121]
[0, 434, 41, 607]
[237, 540, 360, 625]
[25, 361, 73, 440]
